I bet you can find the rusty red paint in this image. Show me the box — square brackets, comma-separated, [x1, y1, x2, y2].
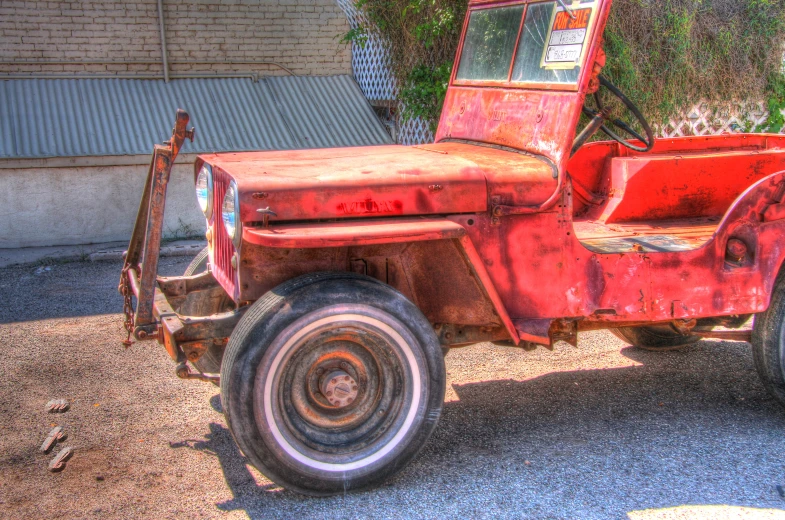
[198, 145, 489, 224]
[193, 0, 785, 346]
[127, 0, 785, 360]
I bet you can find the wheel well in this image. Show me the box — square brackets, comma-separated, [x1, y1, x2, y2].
[237, 239, 506, 337]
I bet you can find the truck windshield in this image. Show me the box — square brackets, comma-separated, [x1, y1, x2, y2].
[455, 1, 596, 85]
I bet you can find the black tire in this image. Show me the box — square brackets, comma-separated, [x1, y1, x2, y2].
[752, 270, 785, 408]
[192, 340, 225, 375]
[184, 247, 210, 276]
[180, 247, 229, 374]
[610, 325, 701, 351]
[220, 272, 445, 496]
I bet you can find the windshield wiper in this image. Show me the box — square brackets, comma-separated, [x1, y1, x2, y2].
[557, 0, 577, 19]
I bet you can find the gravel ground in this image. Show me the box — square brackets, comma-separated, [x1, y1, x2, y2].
[2, 258, 785, 519]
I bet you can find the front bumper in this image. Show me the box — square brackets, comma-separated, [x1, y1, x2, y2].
[124, 267, 244, 363]
[119, 110, 243, 368]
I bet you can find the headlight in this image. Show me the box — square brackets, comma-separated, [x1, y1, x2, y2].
[196, 164, 213, 219]
[222, 181, 240, 245]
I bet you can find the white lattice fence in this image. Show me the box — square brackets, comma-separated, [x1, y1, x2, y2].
[336, 0, 433, 144]
[335, 0, 395, 103]
[397, 115, 434, 145]
[337, 2, 779, 144]
[659, 102, 777, 138]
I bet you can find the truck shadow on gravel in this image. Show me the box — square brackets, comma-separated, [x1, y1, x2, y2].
[169, 342, 785, 517]
[170, 421, 285, 512]
[169, 395, 288, 511]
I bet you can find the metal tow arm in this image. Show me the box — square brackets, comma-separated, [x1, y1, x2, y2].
[120, 110, 195, 346]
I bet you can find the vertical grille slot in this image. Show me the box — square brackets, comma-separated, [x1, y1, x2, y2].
[210, 167, 238, 301]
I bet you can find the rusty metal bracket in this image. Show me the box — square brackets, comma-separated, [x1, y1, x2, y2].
[175, 362, 220, 385]
[257, 207, 278, 228]
[120, 110, 194, 345]
[433, 323, 509, 346]
[181, 341, 210, 364]
[671, 319, 698, 335]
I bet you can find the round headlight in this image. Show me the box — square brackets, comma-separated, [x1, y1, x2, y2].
[196, 164, 213, 219]
[222, 181, 240, 244]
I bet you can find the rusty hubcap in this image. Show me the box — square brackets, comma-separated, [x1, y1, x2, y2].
[261, 312, 415, 461]
[320, 370, 358, 408]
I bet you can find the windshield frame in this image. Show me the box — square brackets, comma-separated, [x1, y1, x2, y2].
[452, 0, 600, 92]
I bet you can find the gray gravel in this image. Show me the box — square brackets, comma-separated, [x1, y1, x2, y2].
[2, 258, 785, 519]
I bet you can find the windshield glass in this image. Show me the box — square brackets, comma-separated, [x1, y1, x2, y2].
[455, 5, 525, 81]
[455, 1, 596, 85]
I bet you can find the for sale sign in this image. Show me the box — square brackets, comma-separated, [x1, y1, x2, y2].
[542, 1, 597, 70]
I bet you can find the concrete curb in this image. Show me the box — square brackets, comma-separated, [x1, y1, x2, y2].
[88, 243, 205, 262]
[0, 240, 207, 268]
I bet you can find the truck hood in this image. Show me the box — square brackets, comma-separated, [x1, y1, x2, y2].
[199, 142, 555, 223]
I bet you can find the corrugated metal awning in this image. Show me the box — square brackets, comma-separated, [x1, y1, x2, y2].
[0, 75, 393, 159]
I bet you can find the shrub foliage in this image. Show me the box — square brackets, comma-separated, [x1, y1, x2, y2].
[346, 0, 785, 132]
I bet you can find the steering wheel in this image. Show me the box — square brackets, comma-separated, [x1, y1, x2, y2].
[572, 75, 654, 155]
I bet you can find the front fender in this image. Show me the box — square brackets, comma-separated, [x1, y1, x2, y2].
[239, 217, 520, 345]
[243, 217, 466, 248]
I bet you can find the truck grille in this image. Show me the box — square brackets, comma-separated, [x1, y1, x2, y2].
[211, 167, 238, 301]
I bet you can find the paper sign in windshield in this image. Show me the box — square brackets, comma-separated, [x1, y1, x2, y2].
[544, 7, 592, 68]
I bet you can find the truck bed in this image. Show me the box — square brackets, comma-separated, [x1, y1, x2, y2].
[573, 217, 719, 253]
[568, 134, 785, 253]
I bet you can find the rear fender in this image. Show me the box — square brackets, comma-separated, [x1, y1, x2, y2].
[713, 170, 785, 308]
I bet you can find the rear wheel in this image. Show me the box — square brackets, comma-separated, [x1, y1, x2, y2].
[220, 272, 445, 496]
[752, 271, 785, 408]
[611, 325, 701, 351]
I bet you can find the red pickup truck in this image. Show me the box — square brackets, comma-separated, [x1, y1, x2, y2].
[121, 0, 785, 495]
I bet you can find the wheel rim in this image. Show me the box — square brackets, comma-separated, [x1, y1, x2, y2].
[253, 304, 425, 473]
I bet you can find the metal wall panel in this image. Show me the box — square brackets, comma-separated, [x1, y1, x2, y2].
[0, 75, 392, 159]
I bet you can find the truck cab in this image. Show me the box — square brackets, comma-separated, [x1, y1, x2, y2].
[121, 0, 785, 496]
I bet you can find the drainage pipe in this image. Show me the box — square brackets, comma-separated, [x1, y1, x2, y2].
[157, 0, 169, 83]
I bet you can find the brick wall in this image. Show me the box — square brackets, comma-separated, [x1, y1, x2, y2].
[0, 0, 352, 77]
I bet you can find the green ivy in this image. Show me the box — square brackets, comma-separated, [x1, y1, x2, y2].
[346, 0, 785, 133]
[758, 73, 785, 133]
[342, 0, 466, 127]
[340, 26, 369, 48]
[603, 0, 785, 131]
[399, 62, 453, 130]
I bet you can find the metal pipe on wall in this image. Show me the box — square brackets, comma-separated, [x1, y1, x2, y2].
[157, 0, 169, 83]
